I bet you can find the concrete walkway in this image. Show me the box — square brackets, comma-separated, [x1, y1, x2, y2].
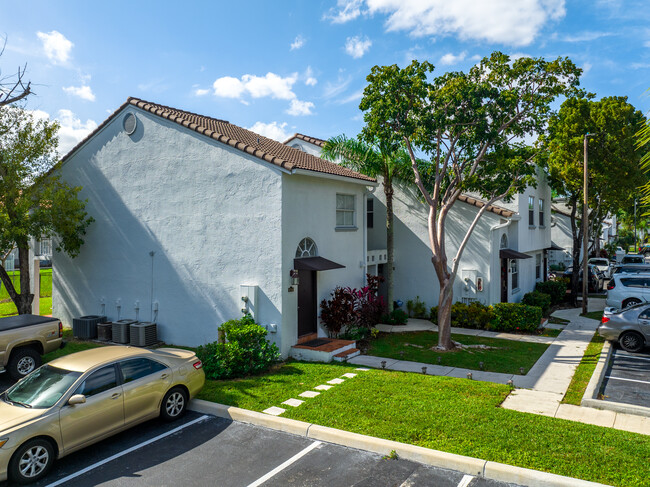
[352, 299, 650, 436]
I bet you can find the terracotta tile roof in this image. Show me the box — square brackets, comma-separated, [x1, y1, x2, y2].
[457, 194, 515, 218]
[284, 133, 326, 148]
[61, 98, 374, 184]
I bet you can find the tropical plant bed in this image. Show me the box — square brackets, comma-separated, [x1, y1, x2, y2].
[199, 361, 648, 487]
[366, 331, 549, 374]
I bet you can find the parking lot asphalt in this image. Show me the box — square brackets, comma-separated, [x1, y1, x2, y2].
[0, 410, 521, 487]
[601, 348, 650, 408]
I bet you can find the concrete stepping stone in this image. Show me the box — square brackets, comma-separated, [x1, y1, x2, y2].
[342, 373, 357, 378]
[299, 391, 320, 398]
[263, 406, 286, 416]
[282, 398, 304, 407]
[327, 378, 345, 385]
[315, 384, 333, 390]
[355, 368, 370, 371]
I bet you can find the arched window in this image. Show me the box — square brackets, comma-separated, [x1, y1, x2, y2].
[295, 238, 318, 258]
[500, 234, 508, 249]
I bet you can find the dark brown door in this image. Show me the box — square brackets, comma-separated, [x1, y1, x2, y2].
[543, 255, 548, 282]
[501, 258, 508, 303]
[298, 270, 317, 337]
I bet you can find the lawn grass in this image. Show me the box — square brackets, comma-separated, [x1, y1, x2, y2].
[547, 316, 570, 325]
[562, 334, 606, 405]
[365, 331, 549, 374]
[0, 296, 52, 317]
[581, 310, 604, 321]
[201, 361, 649, 487]
[538, 328, 561, 337]
[0, 269, 52, 300]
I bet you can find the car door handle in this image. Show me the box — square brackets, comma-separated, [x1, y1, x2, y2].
[161, 373, 169, 379]
[111, 393, 121, 399]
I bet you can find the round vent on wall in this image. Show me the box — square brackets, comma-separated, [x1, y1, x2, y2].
[123, 113, 137, 135]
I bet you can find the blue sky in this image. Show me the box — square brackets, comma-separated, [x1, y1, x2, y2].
[2, 0, 649, 155]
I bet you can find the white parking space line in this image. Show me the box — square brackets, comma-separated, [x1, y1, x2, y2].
[615, 354, 650, 362]
[246, 441, 322, 487]
[44, 415, 210, 487]
[606, 376, 650, 385]
[458, 474, 474, 487]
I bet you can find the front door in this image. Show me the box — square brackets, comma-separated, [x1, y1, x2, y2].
[501, 258, 508, 303]
[298, 270, 317, 337]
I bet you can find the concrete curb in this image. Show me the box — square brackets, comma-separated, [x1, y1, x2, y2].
[581, 341, 650, 418]
[188, 399, 612, 487]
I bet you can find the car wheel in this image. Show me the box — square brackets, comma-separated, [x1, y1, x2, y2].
[9, 439, 55, 484]
[622, 298, 642, 309]
[160, 387, 188, 421]
[619, 331, 645, 353]
[8, 348, 41, 381]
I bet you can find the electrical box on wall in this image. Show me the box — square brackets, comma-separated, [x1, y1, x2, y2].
[240, 285, 259, 319]
[461, 269, 478, 298]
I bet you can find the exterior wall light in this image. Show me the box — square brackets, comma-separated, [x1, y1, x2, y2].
[290, 269, 300, 286]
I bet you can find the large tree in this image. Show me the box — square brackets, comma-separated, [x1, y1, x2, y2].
[320, 135, 412, 312]
[359, 53, 581, 350]
[543, 96, 647, 302]
[0, 38, 32, 107]
[0, 107, 94, 314]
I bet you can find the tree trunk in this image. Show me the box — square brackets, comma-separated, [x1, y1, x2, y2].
[385, 179, 395, 313]
[436, 278, 454, 349]
[0, 244, 35, 315]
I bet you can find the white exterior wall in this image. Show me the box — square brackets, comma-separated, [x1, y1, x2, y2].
[53, 106, 284, 347]
[281, 174, 368, 357]
[284, 137, 323, 157]
[549, 211, 576, 268]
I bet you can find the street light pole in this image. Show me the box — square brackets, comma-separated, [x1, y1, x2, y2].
[634, 198, 638, 253]
[582, 134, 589, 315]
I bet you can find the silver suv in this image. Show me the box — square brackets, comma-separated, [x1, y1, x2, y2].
[606, 274, 650, 309]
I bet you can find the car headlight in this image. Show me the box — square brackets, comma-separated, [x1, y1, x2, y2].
[0, 438, 8, 448]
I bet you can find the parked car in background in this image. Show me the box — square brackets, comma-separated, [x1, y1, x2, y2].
[599, 304, 650, 352]
[611, 264, 650, 276]
[588, 258, 612, 278]
[621, 254, 645, 265]
[0, 346, 205, 484]
[563, 264, 604, 292]
[606, 274, 650, 309]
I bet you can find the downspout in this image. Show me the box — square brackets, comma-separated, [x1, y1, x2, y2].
[490, 217, 516, 305]
[362, 185, 377, 282]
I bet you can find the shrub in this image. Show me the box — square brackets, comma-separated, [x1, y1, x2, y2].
[196, 314, 280, 380]
[487, 303, 542, 333]
[467, 301, 493, 328]
[430, 306, 438, 324]
[320, 287, 356, 337]
[339, 325, 371, 341]
[406, 296, 428, 318]
[535, 279, 568, 306]
[381, 309, 409, 325]
[451, 302, 469, 327]
[353, 274, 387, 328]
[522, 291, 551, 316]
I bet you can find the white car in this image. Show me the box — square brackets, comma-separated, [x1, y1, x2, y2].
[588, 258, 612, 278]
[606, 274, 650, 309]
[621, 254, 645, 265]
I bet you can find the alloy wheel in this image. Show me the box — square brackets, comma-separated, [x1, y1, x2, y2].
[17, 356, 36, 376]
[18, 445, 49, 479]
[166, 391, 185, 417]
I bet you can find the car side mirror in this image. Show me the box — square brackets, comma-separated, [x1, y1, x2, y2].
[68, 394, 86, 406]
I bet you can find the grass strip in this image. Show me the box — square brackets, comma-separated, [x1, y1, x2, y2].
[581, 310, 604, 321]
[0, 296, 52, 317]
[201, 361, 649, 487]
[562, 334, 606, 405]
[366, 331, 549, 374]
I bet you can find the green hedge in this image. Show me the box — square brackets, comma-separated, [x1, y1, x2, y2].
[488, 303, 542, 333]
[535, 280, 567, 306]
[522, 291, 551, 316]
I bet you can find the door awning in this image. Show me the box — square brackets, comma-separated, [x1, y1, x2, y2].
[294, 257, 345, 271]
[499, 249, 532, 260]
[546, 241, 564, 251]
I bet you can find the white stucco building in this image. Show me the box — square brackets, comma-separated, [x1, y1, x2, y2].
[285, 134, 554, 309]
[53, 98, 376, 358]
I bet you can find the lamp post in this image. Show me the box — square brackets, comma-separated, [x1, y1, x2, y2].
[582, 134, 591, 315]
[634, 198, 638, 253]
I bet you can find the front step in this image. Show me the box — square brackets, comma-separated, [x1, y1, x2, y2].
[290, 338, 357, 363]
[332, 348, 361, 362]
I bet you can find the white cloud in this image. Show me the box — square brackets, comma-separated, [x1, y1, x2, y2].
[37, 30, 73, 64]
[242, 72, 297, 100]
[286, 99, 315, 116]
[355, 0, 565, 47]
[29, 109, 98, 156]
[440, 51, 467, 65]
[62, 85, 95, 102]
[326, 0, 365, 23]
[563, 31, 613, 42]
[247, 121, 291, 142]
[194, 88, 210, 96]
[323, 76, 353, 98]
[345, 35, 372, 58]
[305, 66, 318, 86]
[631, 62, 650, 69]
[212, 76, 246, 98]
[582, 62, 593, 75]
[290, 35, 305, 50]
[338, 90, 364, 104]
[645, 40, 650, 48]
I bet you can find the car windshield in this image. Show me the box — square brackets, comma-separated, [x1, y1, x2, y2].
[590, 259, 608, 266]
[622, 256, 644, 264]
[4, 365, 81, 409]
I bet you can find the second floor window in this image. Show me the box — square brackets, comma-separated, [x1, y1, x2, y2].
[336, 194, 356, 228]
[511, 259, 519, 290]
[367, 198, 374, 229]
[528, 196, 535, 226]
[539, 199, 545, 227]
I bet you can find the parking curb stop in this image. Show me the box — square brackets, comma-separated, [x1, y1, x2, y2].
[188, 399, 612, 487]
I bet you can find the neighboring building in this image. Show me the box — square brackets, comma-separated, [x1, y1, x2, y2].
[549, 201, 575, 268]
[52, 99, 376, 358]
[286, 134, 554, 308]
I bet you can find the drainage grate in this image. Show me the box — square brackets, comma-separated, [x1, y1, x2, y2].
[299, 338, 332, 348]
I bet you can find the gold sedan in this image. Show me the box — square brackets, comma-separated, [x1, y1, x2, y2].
[0, 345, 205, 484]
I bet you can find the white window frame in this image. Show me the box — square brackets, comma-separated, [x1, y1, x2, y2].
[528, 196, 535, 226]
[511, 259, 519, 291]
[336, 193, 356, 229]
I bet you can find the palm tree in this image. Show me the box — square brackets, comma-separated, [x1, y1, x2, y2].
[321, 135, 412, 312]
